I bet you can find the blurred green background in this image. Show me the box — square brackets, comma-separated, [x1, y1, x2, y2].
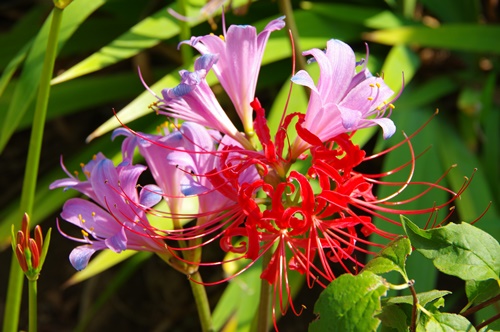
[0, 0, 498, 330]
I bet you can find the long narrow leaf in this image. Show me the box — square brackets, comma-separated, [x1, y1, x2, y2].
[365, 25, 500, 53]
[0, 0, 107, 153]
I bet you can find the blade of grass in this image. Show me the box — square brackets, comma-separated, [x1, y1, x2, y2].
[3, 6, 65, 332]
[0, 0, 107, 153]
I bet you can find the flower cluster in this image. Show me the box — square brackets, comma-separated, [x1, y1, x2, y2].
[51, 16, 466, 326]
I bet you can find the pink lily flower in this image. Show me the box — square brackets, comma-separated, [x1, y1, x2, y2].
[290, 39, 397, 158]
[50, 153, 164, 270]
[183, 17, 285, 135]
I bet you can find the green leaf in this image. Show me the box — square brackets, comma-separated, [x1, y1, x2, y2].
[50, 5, 181, 84]
[465, 279, 500, 307]
[380, 44, 420, 93]
[309, 271, 389, 332]
[64, 249, 144, 287]
[304, 3, 406, 29]
[370, 109, 447, 292]
[0, 0, 107, 153]
[86, 67, 182, 141]
[424, 313, 476, 332]
[437, 119, 499, 222]
[419, 0, 480, 23]
[212, 258, 262, 332]
[363, 236, 411, 279]
[377, 304, 408, 332]
[402, 217, 500, 281]
[385, 290, 451, 307]
[365, 25, 500, 53]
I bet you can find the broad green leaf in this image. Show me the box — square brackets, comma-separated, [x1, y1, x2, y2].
[64, 249, 143, 287]
[420, 0, 480, 23]
[395, 75, 459, 110]
[423, 313, 476, 332]
[402, 217, 500, 281]
[465, 279, 500, 307]
[363, 236, 411, 278]
[304, 3, 405, 29]
[365, 25, 500, 53]
[377, 304, 408, 332]
[380, 44, 420, 93]
[385, 290, 451, 307]
[309, 271, 389, 332]
[436, 120, 500, 238]
[0, 0, 107, 153]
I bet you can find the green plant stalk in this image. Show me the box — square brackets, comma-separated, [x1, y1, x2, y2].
[176, 0, 193, 66]
[28, 279, 37, 332]
[256, 250, 273, 332]
[2, 7, 64, 332]
[189, 271, 214, 332]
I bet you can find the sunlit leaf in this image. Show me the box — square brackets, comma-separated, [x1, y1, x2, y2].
[377, 304, 408, 332]
[213, 258, 262, 332]
[365, 25, 500, 53]
[380, 44, 420, 93]
[309, 271, 388, 332]
[422, 313, 476, 332]
[363, 236, 411, 278]
[402, 217, 500, 282]
[0, 0, 107, 153]
[64, 249, 143, 287]
[385, 290, 451, 307]
[303, 3, 405, 29]
[465, 279, 500, 307]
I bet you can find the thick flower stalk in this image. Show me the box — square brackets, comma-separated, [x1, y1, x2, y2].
[51, 17, 470, 330]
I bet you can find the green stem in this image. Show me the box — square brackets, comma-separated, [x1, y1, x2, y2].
[28, 279, 37, 332]
[176, 0, 193, 66]
[256, 250, 273, 332]
[2, 7, 63, 332]
[189, 271, 214, 332]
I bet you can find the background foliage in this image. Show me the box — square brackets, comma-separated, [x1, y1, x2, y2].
[0, 0, 498, 330]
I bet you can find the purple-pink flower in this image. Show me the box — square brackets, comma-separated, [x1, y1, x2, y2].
[290, 39, 397, 158]
[182, 16, 285, 135]
[50, 153, 165, 270]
